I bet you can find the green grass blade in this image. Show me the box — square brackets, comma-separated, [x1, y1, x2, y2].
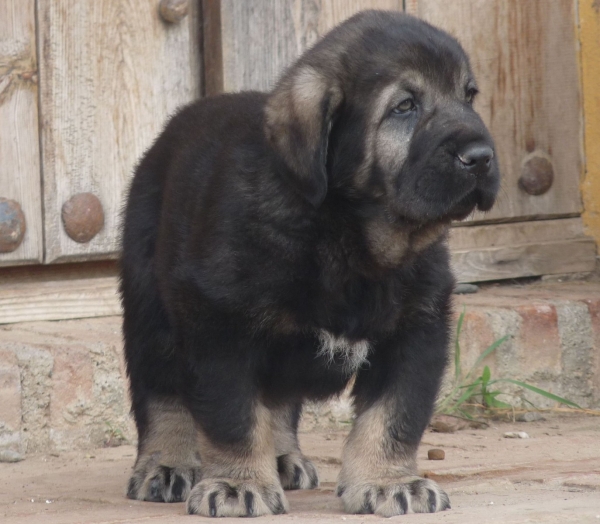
[459, 378, 483, 389]
[436, 385, 462, 412]
[482, 365, 491, 384]
[497, 379, 582, 409]
[465, 335, 509, 381]
[455, 308, 465, 381]
[457, 408, 475, 420]
[450, 382, 481, 411]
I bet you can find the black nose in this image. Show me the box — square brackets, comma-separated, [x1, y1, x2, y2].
[457, 144, 494, 176]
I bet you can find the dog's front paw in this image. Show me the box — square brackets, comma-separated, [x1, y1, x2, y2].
[336, 477, 450, 517]
[187, 478, 288, 517]
[277, 453, 319, 490]
[126, 452, 202, 503]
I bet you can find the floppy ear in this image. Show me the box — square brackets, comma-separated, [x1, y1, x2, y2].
[265, 66, 343, 207]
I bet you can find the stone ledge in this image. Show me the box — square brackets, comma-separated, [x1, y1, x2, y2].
[0, 281, 599, 453]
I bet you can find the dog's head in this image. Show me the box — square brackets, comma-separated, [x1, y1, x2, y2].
[265, 10, 500, 226]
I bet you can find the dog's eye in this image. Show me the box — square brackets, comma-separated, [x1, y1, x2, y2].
[466, 88, 478, 104]
[392, 98, 415, 114]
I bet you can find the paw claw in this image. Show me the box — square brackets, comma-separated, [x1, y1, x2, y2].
[277, 453, 319, 490]
[273, 493, 286, 515]
[395, 492, 408, 514]
[244, 491, 254, 516]
[338, 477, 449, 517]
[127, 455, 201, 503]
[209, 492, 217, 516]
[427, 488, 437, 512]
[148, 476, 163, 502]
[171, 475, 186, 501]
[187, 478, 288, 517]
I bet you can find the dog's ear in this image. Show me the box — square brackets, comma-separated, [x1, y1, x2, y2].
[265, 66, 343, 207]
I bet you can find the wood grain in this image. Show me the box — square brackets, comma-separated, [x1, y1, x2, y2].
[213, 0, 403, 93]
[449, 218, 597, 283]
[0, 277, 121, 324]
[448, 217, 587, 250]
[413, 0, 583, 222]
[37, 0, 201, 263]
[451, 238, 596, 283]
[0, 0, 43, 266]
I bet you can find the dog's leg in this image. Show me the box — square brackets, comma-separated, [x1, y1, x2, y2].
[337, 314, 451, 516]
[126, 397, 202, 502]
[271, 403, 319, 490]
[121, 227, 202, 503]
[186, 401, 288, 517]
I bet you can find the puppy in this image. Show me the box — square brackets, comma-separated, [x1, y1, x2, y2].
[120, 10, 500, 517]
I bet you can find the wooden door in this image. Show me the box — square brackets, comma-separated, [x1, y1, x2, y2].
[407, 0, 583, 222]
[203, 0, 403, 94]
[37, 0, 200, 263]
[0, 0, 43, 267]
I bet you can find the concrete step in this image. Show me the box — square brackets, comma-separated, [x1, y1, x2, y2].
[0, 281, 599, 454]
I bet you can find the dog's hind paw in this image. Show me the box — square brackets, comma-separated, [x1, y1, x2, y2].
[336, 477, 450, 517]
[277, 453, 319, 490]
[127, 455, 201, 503]
[187, 478, 288, 517]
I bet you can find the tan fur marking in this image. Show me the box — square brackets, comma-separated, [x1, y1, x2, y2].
[271, 404, 319, 490]
[337, 401, 449, 515]
[365, 218, 411, 267]
[196, 402, 277, 481]
[265, 64, 342, 186]
[354, 83, 401, 188]
[355, 74, 427, 189]
[365, 218, 450, 267]
[128, 397, 202, 502]
[187, 402, 289, 516]
[271, 405, 300, 457]
[410, 222, 449, 252]
[339, 401, 416, 485]
[139, 397, 199, 465]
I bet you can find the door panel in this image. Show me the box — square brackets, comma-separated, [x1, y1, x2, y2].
[204, 0, 403, 94]
[0, 0, 43, 266]
[38, 0, 200, 263]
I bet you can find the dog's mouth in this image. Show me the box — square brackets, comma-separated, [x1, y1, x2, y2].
[447, 187, 496, 221]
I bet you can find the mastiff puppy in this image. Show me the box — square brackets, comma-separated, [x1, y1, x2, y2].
[120, 10, 500, 517]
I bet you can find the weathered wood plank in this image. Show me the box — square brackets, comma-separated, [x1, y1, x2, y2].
[212, 0, 403, 93]
[38, 0, 200, 263]
[412, 0, 583, 222]
[451, 238, 597, 283]
[449, 218, 597, 283]
[0, 277, 121, 325]
[448, 217, 586, 250]
[0, 0, 43, 266]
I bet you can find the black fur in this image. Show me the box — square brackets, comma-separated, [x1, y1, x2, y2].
[120, 10, 499, 516]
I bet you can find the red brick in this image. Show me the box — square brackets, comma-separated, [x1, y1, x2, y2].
[515, 304, 561, 376]
[453, 309, 497, 378]
[50, 348, 94, 428]
[584, 298, 600, 405]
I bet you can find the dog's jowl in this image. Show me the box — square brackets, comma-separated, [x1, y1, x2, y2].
[120, 10, 500, 517]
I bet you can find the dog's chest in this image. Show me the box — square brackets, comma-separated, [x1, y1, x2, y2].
[316, 329, 370, 373]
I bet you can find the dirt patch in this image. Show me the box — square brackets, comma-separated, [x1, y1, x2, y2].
[1, 414, 599, 523]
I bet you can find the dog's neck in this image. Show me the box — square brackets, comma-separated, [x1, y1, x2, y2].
[315, 198, 450, 275]
[363, 216, 450, 268]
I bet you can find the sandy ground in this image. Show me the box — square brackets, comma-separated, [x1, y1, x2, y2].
[1, 415, 599, 523]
